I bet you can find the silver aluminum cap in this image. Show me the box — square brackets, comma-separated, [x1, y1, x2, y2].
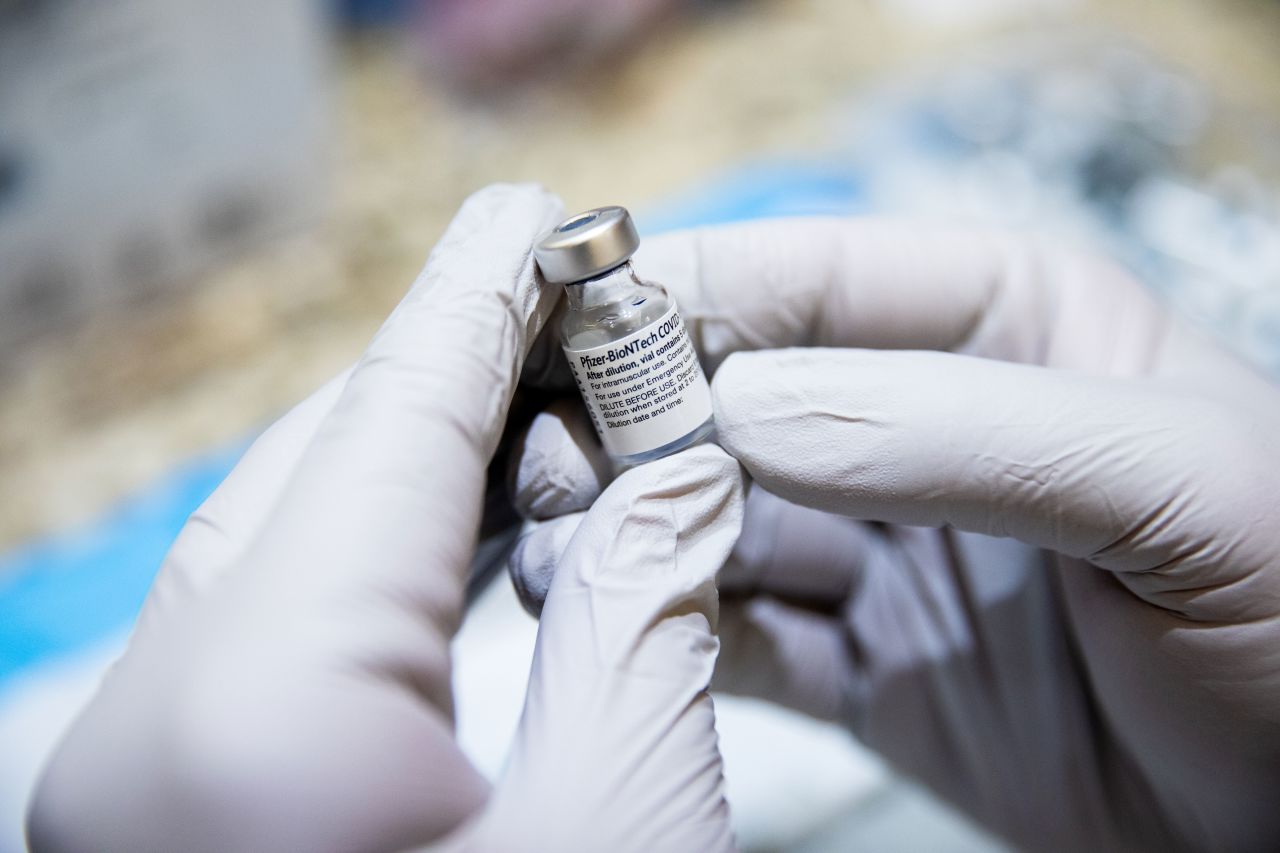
[534, 206, 640, 284]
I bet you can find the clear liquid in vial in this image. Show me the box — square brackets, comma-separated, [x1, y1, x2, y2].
[561, 262, 714, 466]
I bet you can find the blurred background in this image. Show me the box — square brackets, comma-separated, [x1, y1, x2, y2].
[2, 0, 1280, 850]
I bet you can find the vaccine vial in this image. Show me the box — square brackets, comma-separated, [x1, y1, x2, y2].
[534, 206, 714, 466]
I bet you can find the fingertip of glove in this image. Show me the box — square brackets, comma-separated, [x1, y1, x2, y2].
[508, 533, 551, 618]
[611, 443, 743, 502]
[509, 514, 584, 617]
[548, 445, 743, 658]
[509, 400, 610, 519]
[592, 445, 746, 554]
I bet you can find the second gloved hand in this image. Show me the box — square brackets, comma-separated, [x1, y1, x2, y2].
[509, 218, 1280, 852]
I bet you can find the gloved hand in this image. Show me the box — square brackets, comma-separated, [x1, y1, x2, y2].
[509, 218, 1280, 852]
[26, 184, 745, 853]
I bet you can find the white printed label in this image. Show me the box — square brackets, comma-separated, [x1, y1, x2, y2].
[564, 301, 713, 458]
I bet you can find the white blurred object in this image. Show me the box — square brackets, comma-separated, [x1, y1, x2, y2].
[452, 565, 542, 781]
[0, 0, 330, 352]
[0, 636, 125, 853]
[716, 698, 886, 850]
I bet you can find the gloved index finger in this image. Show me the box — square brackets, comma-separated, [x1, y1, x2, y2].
[634, 217, 1156, 372]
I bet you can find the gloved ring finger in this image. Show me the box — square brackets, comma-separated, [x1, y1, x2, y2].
[509, 512, 586, 616]
[509, 398, 612, 521]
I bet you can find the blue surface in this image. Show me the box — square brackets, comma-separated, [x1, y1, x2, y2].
[0, 443, 247, 683]
[0, 162, 868, 687]
[640, 161, 866, 233]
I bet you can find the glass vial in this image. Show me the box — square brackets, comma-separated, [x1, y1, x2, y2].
[534, 206, 714, 466]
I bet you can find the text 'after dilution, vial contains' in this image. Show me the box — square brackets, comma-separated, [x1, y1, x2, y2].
[534, 206, 714, 466]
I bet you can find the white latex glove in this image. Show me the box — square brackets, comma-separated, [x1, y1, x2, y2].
[509, 218, 1280, 852]
[26, 184, 744, 853]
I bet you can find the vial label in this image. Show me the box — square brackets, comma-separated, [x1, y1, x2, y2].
[564, 301, 713, 458]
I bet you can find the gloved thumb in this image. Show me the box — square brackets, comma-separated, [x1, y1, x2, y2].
[712, 348, 1274, 617]
[459, 444, 744, 852]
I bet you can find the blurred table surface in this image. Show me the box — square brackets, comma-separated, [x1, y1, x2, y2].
[2, 0, 1280, 550]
